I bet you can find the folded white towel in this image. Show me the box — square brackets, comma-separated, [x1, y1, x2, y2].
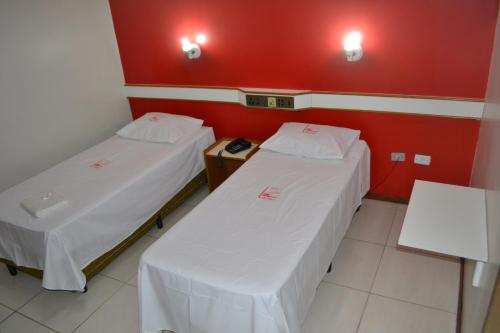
[20, 191, 68, 218]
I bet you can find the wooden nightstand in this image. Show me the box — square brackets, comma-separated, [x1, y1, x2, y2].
[204, 138, 260, 192]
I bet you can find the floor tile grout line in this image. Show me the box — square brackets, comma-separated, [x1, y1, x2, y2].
[17, 288, 44, 311]
[331, 204, 398, 333]
[351, 200, 406, 245]
[354, 239, 387, 333]
[18, 278, 125, 333]
[323, 236, 384, 293]
[325, 237, 384, 291]
[323, 278, 459, 315]
[344, 236, 386, 247]
[99, 272, 134, 285]
[99, 271, 139, 288]
[342, 237, 386, 249]
[321, 279, 369, 294]
[70, 281, 127, 333]
[368, 245, 387, 293]
[0, 310, 15, 325]
[0, 300, 17, 312]
[14, 311, 60, 332]
[124, 281, 138, 288]
[331, 288, 457, 333]
[354, 286, 370, 333]
[383, 205, 400, 245]
[369, 291, 458, 315]
[326, 229, 460, 317]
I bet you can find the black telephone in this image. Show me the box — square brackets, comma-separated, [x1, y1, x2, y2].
[225, 138, 251, 154]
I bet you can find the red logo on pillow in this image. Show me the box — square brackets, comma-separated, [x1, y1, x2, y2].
[302, 125, 318, 134]
[148, 115, 163, 122]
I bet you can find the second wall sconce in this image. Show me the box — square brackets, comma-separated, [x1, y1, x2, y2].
[181, 34, 206, 60]
[343, 32, 363, 62]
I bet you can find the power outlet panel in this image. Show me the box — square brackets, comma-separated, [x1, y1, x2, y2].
[391, 152, 406, 162]
[414, 154, 431, 165]
[245, 94, 294, 109]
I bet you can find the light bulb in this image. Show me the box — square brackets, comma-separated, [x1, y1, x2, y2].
[181, 37, 192, 51]
[195, 34, 207, 44]
[182, 43, 193, 52]
[344, 32, 362, 51]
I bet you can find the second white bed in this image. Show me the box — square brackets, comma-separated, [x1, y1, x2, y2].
[139, 140, 370, 333]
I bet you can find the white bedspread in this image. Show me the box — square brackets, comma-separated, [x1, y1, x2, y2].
[0, 127, 215, 291]
[138, 140, 370, 333]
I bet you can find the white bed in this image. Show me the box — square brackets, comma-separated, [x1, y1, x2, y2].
[0, 127, 215, 291]
[138, 139, 370, 333]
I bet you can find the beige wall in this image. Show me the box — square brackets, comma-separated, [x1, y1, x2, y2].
[462, 6, 500, 333]
[0, 0, 131, 192]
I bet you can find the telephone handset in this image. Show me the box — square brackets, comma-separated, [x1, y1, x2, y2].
[225, 138, 251, 154]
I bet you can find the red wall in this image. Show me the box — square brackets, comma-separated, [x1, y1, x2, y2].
[130, 99, 479, 199]
[108, 0, 497, 199]
[110, 0, 497, 98]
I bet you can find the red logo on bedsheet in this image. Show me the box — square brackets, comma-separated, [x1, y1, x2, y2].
[302, 125, 318, 134]
[90, 159, 111, 169]
[258, 186, 281, 200]
[148, 115, 163, 122]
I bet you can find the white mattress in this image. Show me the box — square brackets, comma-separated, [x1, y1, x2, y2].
[0, 127, 215, 291]
[138, 140, 370, 333]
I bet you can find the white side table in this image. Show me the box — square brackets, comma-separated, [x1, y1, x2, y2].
[399, 180, 488, 286]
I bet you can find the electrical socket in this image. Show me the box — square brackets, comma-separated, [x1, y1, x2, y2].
[414, 154, 431, 165]
[276, 96, 294, 108]
[391, 152, 405, 162]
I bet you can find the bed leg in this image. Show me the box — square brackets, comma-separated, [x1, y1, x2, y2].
[6, 264, 17, 276]
[156, 215, 164, 229]
[327, 263, 332, 273]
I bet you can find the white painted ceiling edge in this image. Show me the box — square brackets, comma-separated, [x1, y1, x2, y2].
[124, 85, 484, 119]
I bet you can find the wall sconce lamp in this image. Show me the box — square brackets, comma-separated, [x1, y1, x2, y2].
[343, 32, 363, 62]
[181, 34, 206, 60]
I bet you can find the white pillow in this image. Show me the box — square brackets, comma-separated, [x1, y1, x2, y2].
[260, 122, 360, 159]
[116, 113, 203, 143]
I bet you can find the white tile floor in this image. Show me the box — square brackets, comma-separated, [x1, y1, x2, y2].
[0, 186, 460, 333]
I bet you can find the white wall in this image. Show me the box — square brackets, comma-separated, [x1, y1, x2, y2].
[0, 0, 131, 191]
[462, 6, 500, 332]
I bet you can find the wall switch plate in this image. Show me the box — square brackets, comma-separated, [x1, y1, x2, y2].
[414, 154, 431, 165]
[267, 97, 277, 107]
[391, 152, 406, 161]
